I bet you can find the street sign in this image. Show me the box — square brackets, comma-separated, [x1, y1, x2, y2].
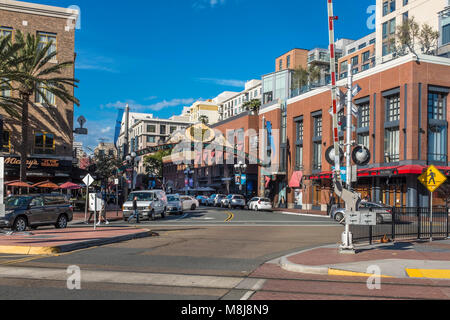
[114, 178, 119, 185]
[345, 211, 376, 226]
[418, 165, 447, 242]
[83, 174, 94, 187]
[418, 165, 447, 193]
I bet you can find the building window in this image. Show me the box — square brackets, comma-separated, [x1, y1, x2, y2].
[287, 55, 291, 69]
[358, 43, 367, 50]
[352, 67, 359, 75]
[160, 125, 166, 135]
[386, 94, 400, 122]
[295, 120, 304, 170]
[443, 23, 450, 45]
[34, 132, 55, 154]
[35, 85, 55, 105]
[147, 125, 156, 133]
[340, 60, 348, 72]
[0, 27, 12, 40]
[382, 22, 388, 39]
[428, 91, 448, 163]
[0, 79, 11, 97]
[2, 130, 10, 153]
[403, 0, 408, 5]
[358, 103, 370, 128]
[279, 59, 283, 70]
[389, 0, 396, 13]
[384, 128, 400, 163]
[351, 56, 359, 66]
[37, 32, 57, 61]
[348, 48, 356, 54]
[383, 1, 389, 16]
[170, 126, 177, 134]
[362, 51, 370, 62]
[358, 133, 370, 150]
[403, 11, 409, 23]
[362, 63, 370, 71]
[147, 136, 155, 143]
[313, 115, 322, 170]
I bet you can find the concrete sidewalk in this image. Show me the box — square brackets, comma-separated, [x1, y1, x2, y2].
[279, 240, 450, 280]
[72, 211, 124, 223]
[0, 226, 152, 255]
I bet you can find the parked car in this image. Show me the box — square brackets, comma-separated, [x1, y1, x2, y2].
[196, 195, 208, 206]
[330, 201, 393, 225]
[207, 194, 217, 207]
[122, 190, 167, 221]
[180, 196, 199, 211]
[248, 197, 273, 212]
[166, 194, 183, 215]
[221, 194, 246, 209]
[0, 194, 74, 232]
[212, 194, 227, 207]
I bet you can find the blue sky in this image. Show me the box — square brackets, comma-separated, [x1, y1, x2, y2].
[28, 0, 375, 150]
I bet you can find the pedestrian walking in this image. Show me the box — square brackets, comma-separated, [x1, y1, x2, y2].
[128, 196, 140, 224]
[96, 190, 109, 226]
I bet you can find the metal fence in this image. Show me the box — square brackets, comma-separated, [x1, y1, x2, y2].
[351, 207, 450, 244]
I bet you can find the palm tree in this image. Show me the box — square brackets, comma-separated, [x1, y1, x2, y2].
[243, 99, 261, 114]
[307, 65, 321, 85]
[291, 66, 309, 93]
[0, 34, 23, 118]
[10, 31, 80, 181]
[198, 115, 209, 125]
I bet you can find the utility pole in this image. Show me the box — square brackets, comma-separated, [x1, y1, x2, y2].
[327, 0, 359, 254]
[346, 64, 353, 189]
[123, 104, 130, 202]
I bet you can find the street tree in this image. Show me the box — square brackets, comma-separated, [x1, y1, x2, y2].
[0, 34, 23, 118]
[8, 31, 80, 181]
[243, 99, 261, 114]
[198, 115, 209, 125]
[143, 149, 171, 178]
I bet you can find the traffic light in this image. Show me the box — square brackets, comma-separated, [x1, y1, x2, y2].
[325, 146, 344, 166]
[338, 116, 347, 132]
[352, 145, 371, 166]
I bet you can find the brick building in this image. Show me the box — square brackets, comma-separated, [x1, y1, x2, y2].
[0, 0, 79, 182]
[286, 53, 450, 211]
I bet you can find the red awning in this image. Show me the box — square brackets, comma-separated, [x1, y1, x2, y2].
[289, 171, 303, 188]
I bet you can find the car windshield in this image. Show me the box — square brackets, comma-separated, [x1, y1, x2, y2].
[5, 196, 32, 209]
[234, 195, 244, 199]
[167, 195, 180, 202]
[127, 193, 154, 201]
[261, 198, 271, 202]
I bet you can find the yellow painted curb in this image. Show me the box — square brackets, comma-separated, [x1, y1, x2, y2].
[0, 246, 61, 256]
[329, 268, 394, 278]
[406, 268, 450, 279]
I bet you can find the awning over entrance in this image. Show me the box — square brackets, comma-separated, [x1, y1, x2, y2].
[289, 171, 303, 188]
[305, 165, 450, 180]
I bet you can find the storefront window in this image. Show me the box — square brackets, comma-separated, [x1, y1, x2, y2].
[2, 130, 10, 153]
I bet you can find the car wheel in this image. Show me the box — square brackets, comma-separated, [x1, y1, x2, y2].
[376, 215, 383, 225]
[55, 214, 68, 229]
[335, 212, 344, 223]
[13, 216, 28, 232]
[191, 204, 196, 210]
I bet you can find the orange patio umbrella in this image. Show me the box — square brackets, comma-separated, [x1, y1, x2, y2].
[32, 180, 60, 189]
[6, 181, 32, 188]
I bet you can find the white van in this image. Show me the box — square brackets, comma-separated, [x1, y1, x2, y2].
[122, 190, 167, 221]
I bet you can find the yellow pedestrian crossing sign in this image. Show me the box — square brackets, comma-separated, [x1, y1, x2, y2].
[418, 165, 447, 193]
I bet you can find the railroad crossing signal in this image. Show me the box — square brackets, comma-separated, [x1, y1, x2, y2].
[418, 165, 447, 193]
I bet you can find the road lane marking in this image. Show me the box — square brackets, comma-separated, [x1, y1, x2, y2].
[225, 212, 235, 222]
[240, 291, 255, 300]
[406, 268, 450, 279]
[0, 266, 268, 291]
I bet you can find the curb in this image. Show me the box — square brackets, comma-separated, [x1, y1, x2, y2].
[0, 229, 154, 256]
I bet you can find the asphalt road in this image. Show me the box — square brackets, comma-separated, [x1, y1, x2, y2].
[0, 206, 347, 301]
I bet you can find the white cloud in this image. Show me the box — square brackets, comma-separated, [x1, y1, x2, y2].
[101, 126, 112, 134]
[197, 77, 246, 88]
[103, 98, 197, 112]
[193, 0, 226, 9]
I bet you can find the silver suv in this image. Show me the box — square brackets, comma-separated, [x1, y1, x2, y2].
[221, 194, 246, 209]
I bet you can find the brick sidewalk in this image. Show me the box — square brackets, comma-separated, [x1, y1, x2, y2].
[73, 211, 123, 222]
[0, 226, 151, 255]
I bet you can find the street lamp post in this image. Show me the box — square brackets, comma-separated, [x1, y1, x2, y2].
[234, 161, 248, 196]
[126, 152, 140, 222]
[184, 165, 193, 195]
